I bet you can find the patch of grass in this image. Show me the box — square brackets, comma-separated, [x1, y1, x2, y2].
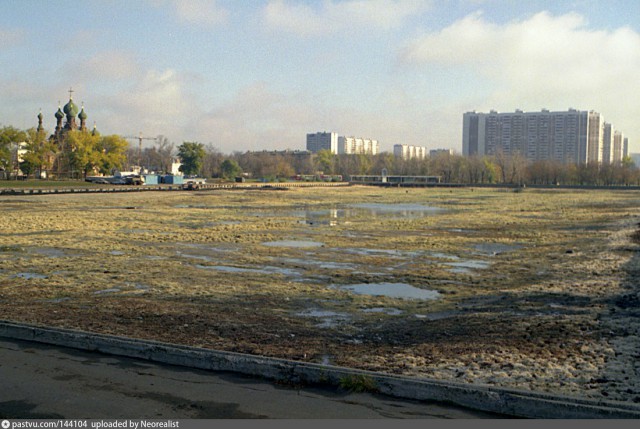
[339, 374, 378, 393]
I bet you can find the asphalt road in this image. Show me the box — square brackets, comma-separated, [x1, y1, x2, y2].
[0, 337, 504, 419]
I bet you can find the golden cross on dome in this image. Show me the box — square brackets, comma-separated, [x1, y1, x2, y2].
[68, 87, 74, 99]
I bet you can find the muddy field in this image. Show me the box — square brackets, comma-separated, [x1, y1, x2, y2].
[1, 186, 639, 403]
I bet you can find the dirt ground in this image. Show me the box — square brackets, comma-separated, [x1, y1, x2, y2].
[1, 186, 639, 403]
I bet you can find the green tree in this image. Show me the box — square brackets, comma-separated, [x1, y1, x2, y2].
[178, 142, 206, 176]
[314, 149, 335, 174]
[20, 127, 56, 178]
[220, 159, 242, 180]
[0, 126, 28, 174]
[96, 135, 129, 175]
[65, 130, 101, 178]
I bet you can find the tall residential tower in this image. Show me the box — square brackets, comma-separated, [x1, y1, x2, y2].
[462, 109, 625, 164]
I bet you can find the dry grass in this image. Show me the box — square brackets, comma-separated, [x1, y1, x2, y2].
[1, 186, 640, 402]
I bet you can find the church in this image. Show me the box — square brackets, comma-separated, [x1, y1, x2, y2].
[39, 89, 99, 178]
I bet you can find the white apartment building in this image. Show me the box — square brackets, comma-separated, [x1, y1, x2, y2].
[306, 131, 339, 154]
[338, 136, 379, 155]
[462, 108, 623, 164]
[393, 144, 427, 160]
[613, 131, 625, 163]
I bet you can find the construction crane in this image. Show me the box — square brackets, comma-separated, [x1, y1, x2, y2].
[123, 132, 158, 169]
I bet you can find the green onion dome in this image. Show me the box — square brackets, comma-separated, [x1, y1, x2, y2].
[63, 99, 79, 117]
[55, 107, 64, 119]
[78, 107, 87, 120]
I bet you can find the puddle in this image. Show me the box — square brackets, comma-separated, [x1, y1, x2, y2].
[349, 203, 443, 218]
[334, 283, 440, 300]
[473, 243, 522, 256]
[45, 297, 72, 303]
[295, 309, 352, 328]
[195, 264, 301, 277]
[93, 288, 121, 295]
[28, 247, 68, 258]
[178, 252, 213, 262]
[430, 252, 460, 261]
[262, 240, 324, 248]
[414, 311, 459, 320]
[294, 203, 444, 226]
[278, 257, 357, 271]
[361, 307, 404, 316]
[15, 272, 48, 280]
[446, 260, 490, 274]
[109, 250, 125, 256]
[344, 248, 421, 258]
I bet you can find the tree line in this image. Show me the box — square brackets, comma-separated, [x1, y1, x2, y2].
[173, 143, 640, 186]
[3, 125, 639, 186]
[1, 125, 128, 179]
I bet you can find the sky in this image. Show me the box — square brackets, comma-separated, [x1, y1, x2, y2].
[1, 0, 639, 154]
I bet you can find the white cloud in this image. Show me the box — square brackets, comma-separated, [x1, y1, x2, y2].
[63, 50, 142, 83]
[196, 82, 316, 152]
[102, 69, 194, 135]
[400, 11, 640, 146]
[174, 0, 229, 26]
[263, 0, 430, 36]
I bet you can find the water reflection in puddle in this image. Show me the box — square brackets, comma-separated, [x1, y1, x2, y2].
[93, 288, 121, 294]
[295, 203, 444, 226]
[349, 203, 444, 217]
[446, 260, 490, 274]
[334, 283, 440, 300]
[278, 257, 357, 271]
[361, 307, 404, 316]
[15, 272, 48, 280]
[295, 309, 352, 328]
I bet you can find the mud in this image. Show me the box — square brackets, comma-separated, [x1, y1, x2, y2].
[1, 186, 639, 403]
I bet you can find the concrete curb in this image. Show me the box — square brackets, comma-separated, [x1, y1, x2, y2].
[1, 320, 639, 419]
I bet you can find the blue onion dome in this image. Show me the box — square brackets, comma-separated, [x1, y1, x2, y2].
[55, 107, 64, 119]
[78, 107, 87, 120]
[63, 98, 79, 117]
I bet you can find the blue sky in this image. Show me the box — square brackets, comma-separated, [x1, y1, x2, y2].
[1, 0, 639, 154]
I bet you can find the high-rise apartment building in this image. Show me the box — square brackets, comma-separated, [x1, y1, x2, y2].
[462, 109, 621, 164]
[393, 144, 427, 160]
[338, 136, 379, 155]
[306, 132, 338, 154]
[602, 123, 614, 164]
[613, 131, 625, 162]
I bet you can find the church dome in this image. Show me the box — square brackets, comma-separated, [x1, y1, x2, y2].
[78, 107, 87, 120]
[55, 107, 64, 119]
[37, 111, 43, 120]
[63, 99, 79, 117]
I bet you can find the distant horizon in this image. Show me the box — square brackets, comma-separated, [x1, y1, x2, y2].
[1, 1, 638, 154]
